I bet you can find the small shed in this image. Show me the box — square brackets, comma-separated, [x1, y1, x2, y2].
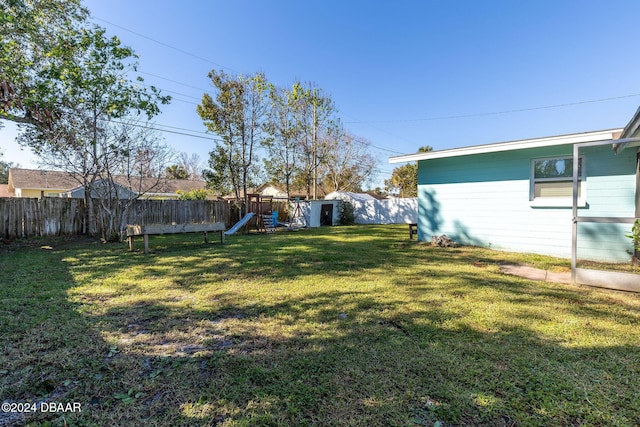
[290, 200, 341, 228]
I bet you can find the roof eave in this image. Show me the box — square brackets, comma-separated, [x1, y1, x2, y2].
[613, 107, 640, 153]
[389, 129, 623, 163]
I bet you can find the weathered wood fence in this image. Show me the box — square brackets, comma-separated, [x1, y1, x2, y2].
[0, 198, 239, 239]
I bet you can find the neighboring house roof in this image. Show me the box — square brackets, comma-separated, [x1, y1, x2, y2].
[119, 176, 206, 197]
[255, 183, 288, 198]
[8, 168, 80, 193]
[221, 183, 316, 200]
[389, 128, 624, 163]
[0, 184, 13, 197]
[8, 168, 207, 197]
[66, 179, 136, 200]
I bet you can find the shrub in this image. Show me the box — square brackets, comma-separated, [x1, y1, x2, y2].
[177, 189, 208, 200]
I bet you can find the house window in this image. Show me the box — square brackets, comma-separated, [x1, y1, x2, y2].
[530, 156, 585, 206]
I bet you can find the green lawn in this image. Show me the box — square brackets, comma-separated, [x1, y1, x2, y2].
[1, 225, 639, 426]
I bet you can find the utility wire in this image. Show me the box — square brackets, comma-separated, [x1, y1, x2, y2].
[139, 71, 212, 94]
[91, 15, 409, 155]
[344, 93, 640, 124]
[92, 14, 640, 158]
[341, 110, 419, 147]
[91, 16, 239, 74]
[135, 71, 406, 154]
[109, 118, 220, 142]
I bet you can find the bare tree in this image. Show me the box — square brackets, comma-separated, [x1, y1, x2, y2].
[322, 133, 377, 193]
[178, 152, 203, 181]
[30, 117, 175, 240]
[97, 120, 175, 240]
[291, 82, 339, 200]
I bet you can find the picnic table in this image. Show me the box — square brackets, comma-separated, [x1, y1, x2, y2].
[126, 222, 226, 253]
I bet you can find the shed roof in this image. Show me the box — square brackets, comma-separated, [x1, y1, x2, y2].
[388, 128, 623, 164]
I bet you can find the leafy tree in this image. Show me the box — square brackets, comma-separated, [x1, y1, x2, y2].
[322, 132, 377, 193]
[338, 200, 355, 225]
[0, 149, 17, 184]
[385, 146, 432, 197]
[166, 164, 189, 180]
[202, 145, 233, 196]
[197, 70, 269, 213]
[1, 0, 89, 127]
[263, 84, 300, 199]
[386, 163, 417, 197]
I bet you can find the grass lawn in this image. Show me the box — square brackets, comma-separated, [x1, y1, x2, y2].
[1, 224, 639, 426]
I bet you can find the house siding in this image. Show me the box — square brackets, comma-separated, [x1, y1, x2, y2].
[16, 188, 68, 198]
[417, 143, 637, 262]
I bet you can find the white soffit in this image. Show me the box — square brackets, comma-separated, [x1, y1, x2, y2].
[389, 128, 623, 163]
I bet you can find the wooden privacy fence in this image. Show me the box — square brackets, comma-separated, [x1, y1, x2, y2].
[0, 198, 233, 239]
[123, 199, 231, 227]
[0, 197, 85, 238]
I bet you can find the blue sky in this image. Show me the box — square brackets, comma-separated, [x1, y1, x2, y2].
[2, 0, 640, 187]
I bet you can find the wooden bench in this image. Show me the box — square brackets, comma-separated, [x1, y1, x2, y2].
[409, 223, 418, 240]
[126, 223, 226, 253]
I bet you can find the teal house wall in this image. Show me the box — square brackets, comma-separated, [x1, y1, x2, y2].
[417, 142, 637, 263]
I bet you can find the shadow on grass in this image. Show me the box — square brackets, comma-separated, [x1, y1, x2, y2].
[0, 243, 122, 425]
[1, 226, 640, 426]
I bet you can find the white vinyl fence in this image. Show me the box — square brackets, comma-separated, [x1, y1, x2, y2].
[288, 198, 417, 227]
[350, 198, 417, 224]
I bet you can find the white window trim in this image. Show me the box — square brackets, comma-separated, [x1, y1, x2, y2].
[529, 155, 586, 208]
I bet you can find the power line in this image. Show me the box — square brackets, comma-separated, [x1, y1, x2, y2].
[92, 14, 640, 158]
[138, 71, 211, 94]
[136, 82, 201, 105]
[138, 69, 407, 154]
[147, 122, 211, 137]
[92, 15, 409, 156]
[91, 16, 239, 74]
[341, 110, 419, 147]
[167, 96, 199, 106]
[110, 118, 404, 169]
[109, 118, 219, 142]
[136, 70, 407, 155]
[348, 135, 404, 155]
[344, 93, 640, 124]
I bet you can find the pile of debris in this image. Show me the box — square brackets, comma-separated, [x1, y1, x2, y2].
[431, 235, 458, 248]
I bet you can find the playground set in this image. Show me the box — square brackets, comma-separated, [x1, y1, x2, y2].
[123, 195, 306, 253]
[224, 194, 307, 236]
